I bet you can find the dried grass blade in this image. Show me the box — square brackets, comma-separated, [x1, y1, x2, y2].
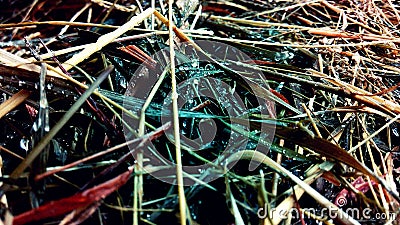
[0, 89, 31, 119]
[0, 49, 61, 78]
[59, 202, 102, 225]
[13, 167, 133, 225]
[167, 2, 188, 224]
[270, 172, 323, 225]
[60, 8, 154, 72]
[227, 183, 245, 225]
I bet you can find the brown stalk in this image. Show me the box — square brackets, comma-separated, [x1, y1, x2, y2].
[118, 45, 157, 69]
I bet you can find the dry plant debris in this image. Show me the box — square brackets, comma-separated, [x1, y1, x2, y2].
[1, 0, 400, 225]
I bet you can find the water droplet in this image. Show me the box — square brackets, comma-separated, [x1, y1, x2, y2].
[120, 78, 127, 88]
[32, 122, 38, 131]
[45, 123, 50, 132]
[393, 127, 399, 136]
[20, 138, 29, 151]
